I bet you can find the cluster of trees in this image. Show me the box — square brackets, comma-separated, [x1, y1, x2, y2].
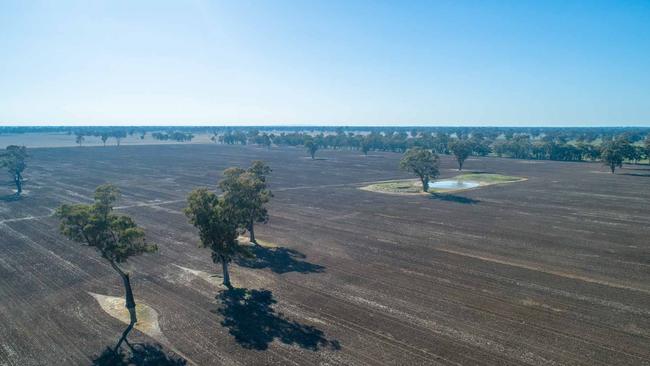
[74, 130, 130, 147]
[54, 161, 273, 354]
[151, 132, 194, 142]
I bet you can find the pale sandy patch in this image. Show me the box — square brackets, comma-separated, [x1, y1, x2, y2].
[88, 292, 166, 342]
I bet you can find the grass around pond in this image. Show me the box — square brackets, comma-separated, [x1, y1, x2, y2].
[360, 173, 526, 195]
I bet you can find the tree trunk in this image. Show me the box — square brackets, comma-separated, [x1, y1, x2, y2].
[421, 177, 428, 192]
[221, 256, 232, 289]
[248, 221, 256, 244]
[458, 159, 464, 171]
[14, 172, 22, 195]
[610, 163, 616, 174]
[110, 261, 137, 353]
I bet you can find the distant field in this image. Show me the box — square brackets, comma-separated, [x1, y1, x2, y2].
[0, 132, 216, 148]
[1, 144, 649, 365]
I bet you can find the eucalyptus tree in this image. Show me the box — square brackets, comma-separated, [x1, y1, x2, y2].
[56, 184, 157, 352]
[219, 161, 272, 244]
[450, 139, 474, 170]
[0, 145, 28, 195]
[600, 141, 625, 173]
[113, 130, 127, 146]
[75, 133, 85, 147]
[304, 140, 318, 159]
[184, 188, 252, 289]
[399, 148, 440, 192]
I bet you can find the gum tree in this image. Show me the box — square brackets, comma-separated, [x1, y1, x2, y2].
[0, 145, 28, 195]
[399, 148, 440, 192]
[600, 140, 625, 173]
[219, 161, 272, 244]
[450, 139, 473, 170]
[304, 140, 318, 159]
[184, 188, 252, 289]
[56, 184, 157, 352]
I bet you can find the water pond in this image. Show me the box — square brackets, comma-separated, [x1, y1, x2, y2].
[429, 179, 480, 190]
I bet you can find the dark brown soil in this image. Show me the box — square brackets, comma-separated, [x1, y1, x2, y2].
[1, 144, 649, 365]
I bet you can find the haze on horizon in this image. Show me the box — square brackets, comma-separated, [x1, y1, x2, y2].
[1, 0, 649, 127]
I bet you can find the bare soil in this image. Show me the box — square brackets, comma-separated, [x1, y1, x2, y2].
[1, 144, 649, 365]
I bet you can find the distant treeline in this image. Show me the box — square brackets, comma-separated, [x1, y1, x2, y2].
[218, 128, 650, 163]
[1, 126, 649, 163]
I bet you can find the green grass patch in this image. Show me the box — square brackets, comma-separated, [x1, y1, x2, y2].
[360, 173, 525, 195]
[454, 173, 523, 183]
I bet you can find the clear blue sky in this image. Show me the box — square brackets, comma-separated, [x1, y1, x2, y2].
[1, 0, 649, 126]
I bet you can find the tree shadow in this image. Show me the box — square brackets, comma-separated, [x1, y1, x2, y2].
[92, 343, 186, 366]
[620, 172, 650, 177]
[235, 246, 325, 274]
[429, 193, 480, 204]
[214, 287, 340, 351]
[0, 193, 20, 202]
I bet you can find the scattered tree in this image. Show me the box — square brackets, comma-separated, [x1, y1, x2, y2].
[600, 140, 626, 173]
[0, 145, 28, 195]
[305, 140, 318, 159]
[219, 161, 272, 244]
[399, 148, 440, 192]
[113, 130, 127, 146]
[184, 189, 252, 289]
[56, 184, 157, 352]
[450, 139, 473, 170]
[75, 133, 85, 147]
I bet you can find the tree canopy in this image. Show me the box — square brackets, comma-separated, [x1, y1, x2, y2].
[57, 184, 157, 262]
[219, 161, 272, 244]
[304, 140, 318, 159]
[450, 139, 473, 170]
[600, 139, 630, 174]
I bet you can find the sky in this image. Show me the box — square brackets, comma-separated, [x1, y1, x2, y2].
[0, 0, 649, 127]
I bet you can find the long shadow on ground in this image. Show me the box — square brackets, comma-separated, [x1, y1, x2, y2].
[429, 193, 480, 205]
[620, 172, 650, 177]
[92, 343, 186, 366]
[214, 287, 340, 351]
[235, 246, 325, 274]
[0, 193, 21, 202]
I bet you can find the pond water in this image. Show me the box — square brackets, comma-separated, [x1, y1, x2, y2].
[429, 179, 480, 190]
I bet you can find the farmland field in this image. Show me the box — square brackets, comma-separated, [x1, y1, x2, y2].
[1, 143, 649, 365]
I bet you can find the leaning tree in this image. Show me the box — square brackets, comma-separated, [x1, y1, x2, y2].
[184, 188, 252, 289]
[399, 147, 440, 192]
[0, 145, 28, 195]
[219, 161, 272, 244]
[56, 184, 157, 352]
[450, 139, 473, 170]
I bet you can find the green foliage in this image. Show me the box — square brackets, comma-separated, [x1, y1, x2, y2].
[449, 139, 473, 170]
[304, 140, 318, 159]
[399, 148, 440, 192]
[184, 188, 251, 263]
[1, 145, 28, 194]
[56, 184, 157, 262]
[219, 162, 273, 229]
[600, 139, 629, 173]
